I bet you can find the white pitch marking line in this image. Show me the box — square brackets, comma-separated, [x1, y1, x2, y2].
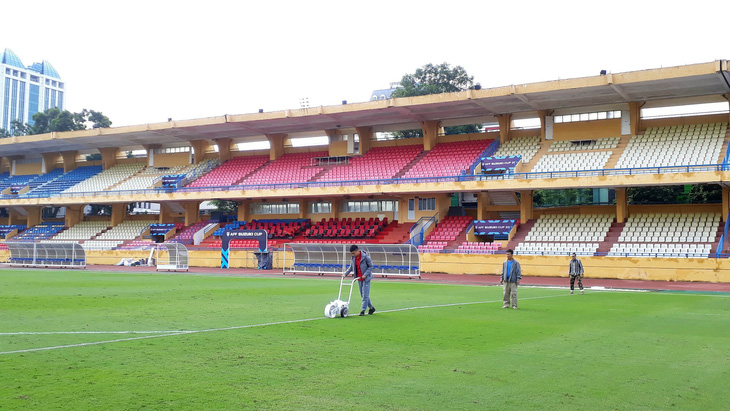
[0, 330, 188, 336]
[0, 293, 573, 356]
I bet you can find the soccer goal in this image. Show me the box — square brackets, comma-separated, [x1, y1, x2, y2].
[5, 242, 86, 268]
[156, 242, 189, 271]
[283, 243, 421, 278]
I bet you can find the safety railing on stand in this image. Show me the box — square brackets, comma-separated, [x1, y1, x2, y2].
[716, 211, 730, 258]
[13, 163, 726, 200]
[405, 212, 439, 247]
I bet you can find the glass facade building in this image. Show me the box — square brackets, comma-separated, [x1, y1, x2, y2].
[0, 48, 64, 132]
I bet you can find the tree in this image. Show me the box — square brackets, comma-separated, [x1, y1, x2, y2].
[86, 153, 102, 161]
[390, 63, 480, 138]
[7, 107, 113, 136]
[627, 186, 684, 205]
[688, 184, 722, 204]
[209, 200, 238, 215]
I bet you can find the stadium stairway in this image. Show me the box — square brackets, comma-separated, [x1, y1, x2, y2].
[374, 221, 410, 244]
[709, 225, 724, 255]
[523, 140, 549, 172]
[603, 136, 631, 169]
[506, 219, 537, 250]
[717, 126, 730, 163]
[392, 151, 429, 179]
[595, 221, 624, 255]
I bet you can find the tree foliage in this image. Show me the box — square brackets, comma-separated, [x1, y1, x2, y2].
[209, 200, 238, 215]
[390, 63, 480, 138]
[0, 108, 112, 138]
[533, 189, 602, 208]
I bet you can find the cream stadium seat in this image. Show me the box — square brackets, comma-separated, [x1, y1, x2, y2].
[493, 136, 541, 164]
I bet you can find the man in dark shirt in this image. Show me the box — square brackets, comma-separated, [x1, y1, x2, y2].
[343, 245, 375, 316]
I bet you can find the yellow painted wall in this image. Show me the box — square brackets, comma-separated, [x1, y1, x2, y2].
[154, 152, 191, 168]
[418, 253, 730, 283]
[14, 162, 42, 175]
[329, 141, 348, 157]
[370, 139, 424, 149]
[553, 119, 621, 141]
[60, 249, 730, 283]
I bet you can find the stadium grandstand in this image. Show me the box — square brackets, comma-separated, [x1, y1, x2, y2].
[2, 59, 730, 282]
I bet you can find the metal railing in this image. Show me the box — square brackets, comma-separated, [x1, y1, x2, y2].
[406, 212, 439, 247]
[7, 163, 727, 200]
[468, 139, 500, 174]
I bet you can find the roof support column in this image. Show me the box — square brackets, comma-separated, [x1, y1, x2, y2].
[41, 153, 59, 173]
[519, 190, 533, 222]
[497, 114, 512, 145]
[325, 129, 343, 157]
[190, 140, 208, 164]
[354, 127, 372, 155]
[142, 144, 160, 167]
[421, 120, 441, 151]
[159, 203, 172, 224]
[237, 200, 250, 223]
[214, 138, 232, 163]
[628, 101, 643, 136]
[537, 110, 552, 142]
[266, 134, 287, 161]
[26, 206, 42, 228]
[111, 203, 126, 227]
[616, 188, 628, 223]
[722, 186, 730, 222]
[183, 201, 201, 226]
[98, 147, 118, 170]
[61, 151, 78, 172]
[477, 192, 488, 220]
[65, 205, 83, 228]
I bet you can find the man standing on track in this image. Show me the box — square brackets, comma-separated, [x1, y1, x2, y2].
[569, 252, 585, 294]
[344, 245, 376, 316]
[500, 249, 521, 309]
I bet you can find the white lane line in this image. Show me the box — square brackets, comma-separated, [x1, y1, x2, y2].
[0, 293, 572, 356]
[0, 330, 188, 336]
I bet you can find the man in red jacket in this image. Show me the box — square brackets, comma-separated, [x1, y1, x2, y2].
[343, 245, 375, 316]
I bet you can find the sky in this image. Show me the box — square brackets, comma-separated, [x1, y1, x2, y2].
[2, 0, 729, 127]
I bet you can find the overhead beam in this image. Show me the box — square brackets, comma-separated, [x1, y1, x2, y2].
[607, 74, 632, 100]
[510, 85, 541, 110]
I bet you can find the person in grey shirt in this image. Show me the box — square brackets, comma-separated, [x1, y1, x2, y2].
[500, 249, 521, 309]
[569, 252, 584, 294]
[343, 245, 375, 316]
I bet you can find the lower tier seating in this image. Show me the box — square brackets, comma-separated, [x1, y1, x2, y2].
[51, 221, 110, 241]
[305, 217, 388, 239]
[515, 242, 600, 256]
[609, 243, 711, 258]
[10, 222, 66, 242]
[455, 242, 501, 254]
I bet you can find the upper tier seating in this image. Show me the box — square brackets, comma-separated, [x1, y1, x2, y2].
[317, 145, 422, 182]
[240, 152, 327, 185]
[110, 175, 162, 191]
[51, 221, 110, 241]
[0, 174, 39, 194]
[402, 140, 493, 179]
[305, 217, 388, 239]
[10, 222, 65, 242]
[26, 168, 64, 190]
[616, 123, 727, 169]
[187, 156, 269, 188]
[531, 151, 612, 173]
[96, 220, 154, 241]
[64, 163, 145, 193]
[548, 137, 620, 152]
[516, 214, 614, 256]
[25, 166, 103, 197]
[609, 212, 720, 258]
[492, 136, 541, 164]
[163, 159, 220, 188]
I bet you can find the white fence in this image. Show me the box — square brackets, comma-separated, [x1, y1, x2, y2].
[283, 243, 421, 278]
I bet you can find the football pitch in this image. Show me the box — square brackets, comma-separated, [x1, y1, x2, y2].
[1, 269, 729, 410]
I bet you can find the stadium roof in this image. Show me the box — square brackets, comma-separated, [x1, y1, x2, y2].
[1, 60, 729, 158]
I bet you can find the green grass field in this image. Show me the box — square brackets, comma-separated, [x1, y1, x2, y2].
[1, 269, 729, 410]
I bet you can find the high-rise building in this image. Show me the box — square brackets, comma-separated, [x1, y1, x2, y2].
[0, 48, 65, 131]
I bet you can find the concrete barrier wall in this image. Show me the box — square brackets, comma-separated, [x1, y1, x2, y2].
[2, 249, 728, 283]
